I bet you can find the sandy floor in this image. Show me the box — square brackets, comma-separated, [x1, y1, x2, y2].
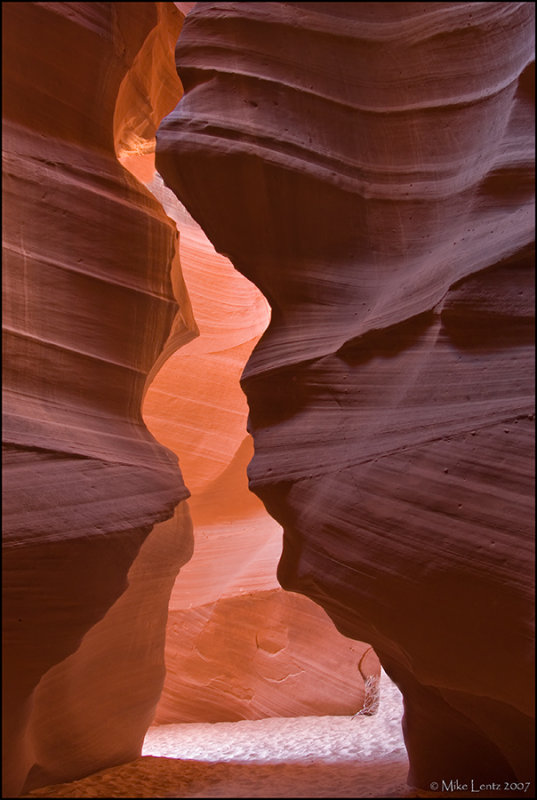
[25, 671, 413, 798]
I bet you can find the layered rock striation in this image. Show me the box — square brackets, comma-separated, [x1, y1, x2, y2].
[3, 4, 381, 794]
[159, 587, 379, 723]
[141, 186, 379, 723]
[156, 1, 535, 792]
[2, 3, 195, 794]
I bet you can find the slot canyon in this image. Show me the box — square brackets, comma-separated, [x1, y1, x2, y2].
[2, 2, 534, 799]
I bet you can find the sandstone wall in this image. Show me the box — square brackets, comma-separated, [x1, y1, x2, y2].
[142, 182, 379, 723]
[2, 3, 194, 794]
[156, 1, 535, 792]
[3, 3, 379, 795]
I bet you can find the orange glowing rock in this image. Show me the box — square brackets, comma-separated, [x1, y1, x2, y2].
[143, 186, 379, 724]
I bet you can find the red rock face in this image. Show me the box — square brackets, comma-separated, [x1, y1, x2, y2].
[156, 1, 535, 792]
[3, 4, 382, 794]
[2, 3, 194, 794]
[3, 2, 379, 793]
[141, 184, 379, 724]
[158, 589, 378, 723]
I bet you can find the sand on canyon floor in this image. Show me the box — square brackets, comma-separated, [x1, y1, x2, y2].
[25, 670, 413, 798]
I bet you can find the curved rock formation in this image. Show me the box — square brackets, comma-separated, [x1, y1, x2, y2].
[2, 3, 195, 795]
[3, 4, 380, 793]
[141, 185, 379, 723]
[156, 1, 535, 792]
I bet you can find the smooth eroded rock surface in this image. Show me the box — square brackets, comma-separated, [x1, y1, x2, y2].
[2, 2, 194, 794]
[142, 187, 379, 723]
[156, 1, 535, 791]
[157, 590, 378, 723]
